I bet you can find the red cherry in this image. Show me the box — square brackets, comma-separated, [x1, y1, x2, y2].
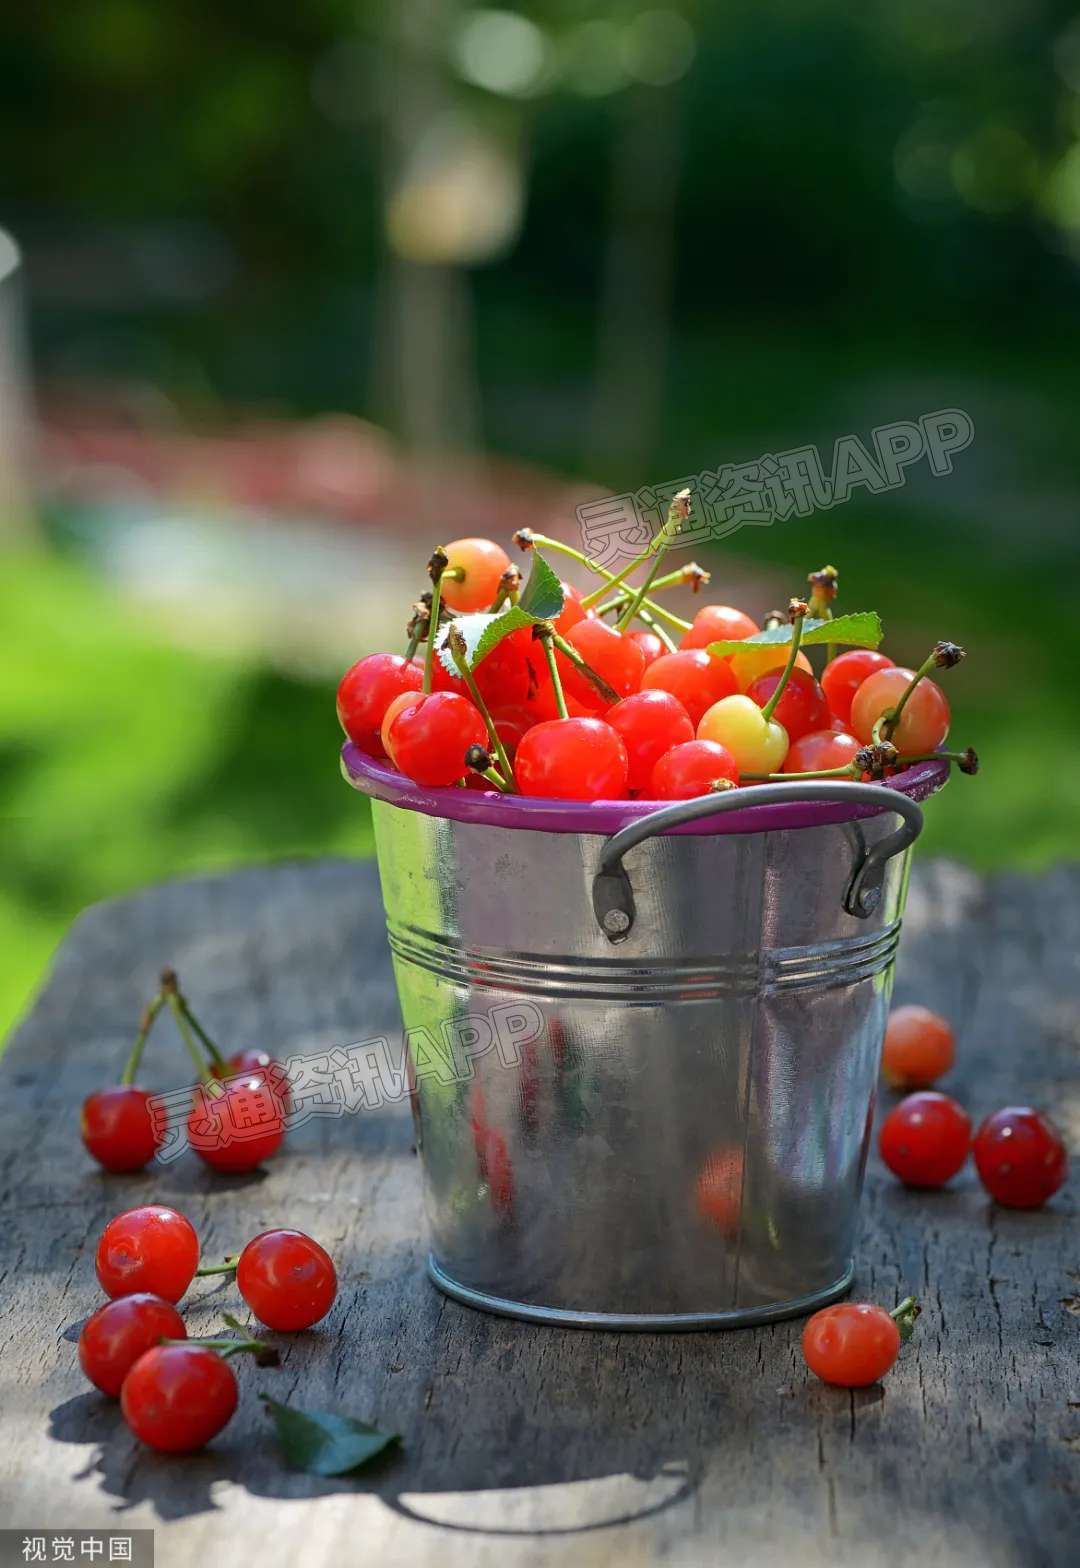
[745, 667, 830, 742]
[79, 1293, 187, 1397]
[522, 668, 595, 722]
[561, 620, 646, 708]
[821, 649, 894, 726]
[881, 1006, 954, 1088]
[381, 690, 420, 758]
[516, 717, 629, 800]
[695, 1146, 743, 1237]
[236, 1229, 338, 1330]
[972, 1107, 1067, 1208]
[440, 537, 511, 612]
[81, 1087, 161, 1173]
[428, 658, 468, 697]
[626, 629, 666, 669]
[211, 1049, 294, 1117]
[648, 739, 739, 799]
[187, 1077, 286, 1173]
[802, 1303, 902, 1387]
[679, 605, 759, 651]
[489, 704, 534, 759]
[473, 627, 532, 707]
[641, 650, 737, 725]
[783, 728, 861, 774]
[485, 1128, 514, 1215]
[607, 690, 694, 791]
[554, 583, 590, 636]
[96, 1205, 200, 1302]
[850, 667, 950, 755]
[387, 691, 488, 787]
[878, 1091, 971, 1187]
[121, 1344, 238, 1452]
[336, 653, 422, 755]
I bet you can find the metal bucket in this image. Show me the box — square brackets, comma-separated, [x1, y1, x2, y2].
[343, 745, 948, 1330]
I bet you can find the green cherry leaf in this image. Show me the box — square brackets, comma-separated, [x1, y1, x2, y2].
[437, 550, 565, 674]
[706, 610, 883, 658]
[516, 549, 565, 620]
[259, 1394, 400, 1477]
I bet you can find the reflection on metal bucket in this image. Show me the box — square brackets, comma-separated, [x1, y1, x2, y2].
[345, 749, 947, 1329]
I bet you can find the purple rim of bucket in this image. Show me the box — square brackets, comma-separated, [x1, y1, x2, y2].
[341, 743, 950, 837]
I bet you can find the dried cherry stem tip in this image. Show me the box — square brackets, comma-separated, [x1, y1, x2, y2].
[464, 744, 511, 792]
[489, 564, 521, 612]
[889, 1295, 921, 1343]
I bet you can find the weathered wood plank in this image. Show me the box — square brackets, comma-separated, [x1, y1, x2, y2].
[0, 857, 1076, 1568]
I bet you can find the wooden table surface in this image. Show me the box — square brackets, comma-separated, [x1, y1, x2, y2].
[1, 857, 1076, 1568]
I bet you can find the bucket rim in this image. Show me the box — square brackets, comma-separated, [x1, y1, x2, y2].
[341, 743, 949, 837]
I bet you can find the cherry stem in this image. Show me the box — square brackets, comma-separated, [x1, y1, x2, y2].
[120, 990, 167, 1086]
[759, 606, 807, 724]
[615, 491, 690, 634]
[876, 651, 937, 743]
[423, 571, 445, 696]
[740, 763, 858, 782]
[579, 492, 689, 619]
[549, 629, 620, 706]
[195, 1254, 240, 1276]
[807, 567, 838, 665]
[181, 1001, 228, 1071]
[449, 633, 517, 789]
[889, 1295, 921, 1343]
[162, 1333, 279, 1366]
[161, 984, 218, 1090]
[473, 764, 511, 792]
[404, 629, 421, 661]
[897, 749, 978, 778]
[591, 566, 695, 617]
[537, 628, 569, 720]
[522, 534, 690, 633]
[159, 970, 228, 1071]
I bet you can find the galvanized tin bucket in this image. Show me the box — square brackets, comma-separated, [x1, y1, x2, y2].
[343, 744, 948, 1330]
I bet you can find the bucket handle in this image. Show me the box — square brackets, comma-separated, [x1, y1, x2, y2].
[592, 782, 924, 942]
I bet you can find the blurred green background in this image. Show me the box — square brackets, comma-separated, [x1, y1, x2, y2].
[3, 0, 1080, 1042]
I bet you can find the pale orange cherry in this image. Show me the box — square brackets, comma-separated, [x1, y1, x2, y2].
[728, 644, 813, 692]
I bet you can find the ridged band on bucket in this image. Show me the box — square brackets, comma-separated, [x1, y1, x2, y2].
[387, 918, 902, 1001]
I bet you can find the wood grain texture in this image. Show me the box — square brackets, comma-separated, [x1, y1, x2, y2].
[0, 857, 1076, 1567]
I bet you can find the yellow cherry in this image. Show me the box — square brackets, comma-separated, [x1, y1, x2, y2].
[697, 695, 789, 774]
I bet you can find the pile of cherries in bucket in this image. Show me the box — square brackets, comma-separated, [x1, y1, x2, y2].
[337, 500, 978, 800]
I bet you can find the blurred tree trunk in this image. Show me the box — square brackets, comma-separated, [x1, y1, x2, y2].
[588, 84, 683, 480]
[0, 232, 38, 543]
[370, 0, 481, 460]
